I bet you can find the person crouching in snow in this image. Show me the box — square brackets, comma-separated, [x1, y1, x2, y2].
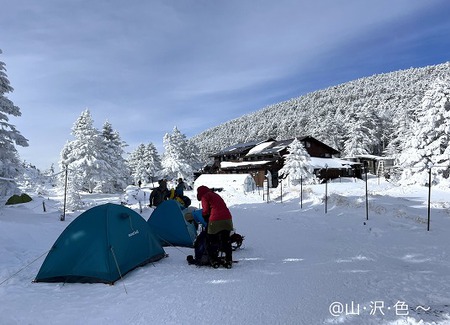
[196, 185, 234, 269]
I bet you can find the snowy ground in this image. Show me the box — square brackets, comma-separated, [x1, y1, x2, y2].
[1, 177, 450, 325]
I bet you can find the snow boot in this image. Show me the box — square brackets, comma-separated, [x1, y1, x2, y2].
[223, 260, 233, 269]
[210, 260, 220, 269]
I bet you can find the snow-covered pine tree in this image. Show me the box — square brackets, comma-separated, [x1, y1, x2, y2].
[128, 142, 162, 185]
[65, 181, 83, 211]
[342, 104, 379, 157]
[59, 109, 105, 193]
[278, 138, 314, 185]
[18, 162, 55, 196]
[161, 126, 194, 184]
[384, 108, 411, 158]
[97, 121, 130, 192]
[128, 143, 150, 185]
[398, 77, 450, 185]
[185, 139, 202, 172]
[0, 49, 29, 196]
[144, 142, 162, 184]
[59, 141, 83, 210]
[306, 104, 343, 152]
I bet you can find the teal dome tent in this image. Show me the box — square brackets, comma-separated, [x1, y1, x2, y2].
[35, 203, 165, 284]
[147, 200, 197, 248]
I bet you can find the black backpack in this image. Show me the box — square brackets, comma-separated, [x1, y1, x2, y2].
[187, 229, 210, 266]
[181, 195, 191, 207]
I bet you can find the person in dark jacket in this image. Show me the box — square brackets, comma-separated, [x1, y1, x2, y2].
[150, 180, 170, 207]
[175, 178, 186, 197]
[196, 185, 234, 268]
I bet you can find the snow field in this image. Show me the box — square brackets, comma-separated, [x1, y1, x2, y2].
[1, 178, 450, 324]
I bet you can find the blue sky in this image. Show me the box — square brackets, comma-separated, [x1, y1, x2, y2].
[2, 0, 450, 170]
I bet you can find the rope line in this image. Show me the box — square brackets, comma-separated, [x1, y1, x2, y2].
[0, 250, 50, 286]
[156, 234, 191, 256]
[110, 246, 128, 294]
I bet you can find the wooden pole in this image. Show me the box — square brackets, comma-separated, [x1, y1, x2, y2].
[427, 168, 432, 231]
[61, 166, 68, 221]
[365, 162, 369, 221]
[325, 179, 328, 214]
[300, 176, 303, 209]
[280, 179, 283, 203]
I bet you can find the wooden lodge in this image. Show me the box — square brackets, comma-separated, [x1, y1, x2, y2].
[206, 136, 362, 187]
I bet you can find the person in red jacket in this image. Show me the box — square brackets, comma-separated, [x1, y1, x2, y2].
[196, 185, 234, 268]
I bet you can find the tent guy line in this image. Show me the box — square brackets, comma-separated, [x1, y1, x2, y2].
[0, 250, 49, 286]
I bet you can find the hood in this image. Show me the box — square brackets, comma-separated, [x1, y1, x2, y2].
[196, 185, 210, 201]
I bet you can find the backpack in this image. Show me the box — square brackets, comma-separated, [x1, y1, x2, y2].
[186, 229, 245, 266]
[187, 229, 210, 266]
[181, 195, 191, 207]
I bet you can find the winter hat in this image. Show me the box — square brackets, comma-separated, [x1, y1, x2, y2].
[196, 185, 210, 201]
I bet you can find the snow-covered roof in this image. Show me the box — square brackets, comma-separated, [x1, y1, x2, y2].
[220, 158, 358, 170]
[344, 154, 395, 161]
[246, 141, 275, 155]
[220, 160, 272, 169]
[245, 138, 298, 157]
[310, 157, 360, 169]
[213, 140, 259, 156]
[214, 136, 339, 158]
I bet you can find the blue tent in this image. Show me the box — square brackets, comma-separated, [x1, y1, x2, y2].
[35, 203, 165, 284]
[147, 200, 197, 248]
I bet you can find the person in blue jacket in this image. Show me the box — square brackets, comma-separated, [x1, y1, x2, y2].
[192, 208, 207, 227]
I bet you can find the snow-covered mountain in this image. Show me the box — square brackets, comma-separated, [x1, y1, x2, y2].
[191, 62, 450, 162]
